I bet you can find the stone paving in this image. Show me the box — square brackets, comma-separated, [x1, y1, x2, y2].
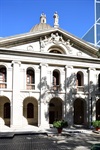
[0, 131, 99, 150]
[0, 125, 100, 150]
[48, 132, 100, 150]
[0, 134, 60, 150]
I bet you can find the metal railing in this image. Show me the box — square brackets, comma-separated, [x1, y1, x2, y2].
[52, 85, 61, 91]
[0, 82, 7, 88]
[26, 84, 35, 90]
[77, 86, 84, 92]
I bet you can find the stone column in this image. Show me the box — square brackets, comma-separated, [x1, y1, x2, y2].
[38, 63, 49, 128]
[11, 61, 22, 129]
[7, 67, 12, 89]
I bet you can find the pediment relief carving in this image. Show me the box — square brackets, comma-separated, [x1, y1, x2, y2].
[27, 45, 34, 51]
[40, 32, 73, 51]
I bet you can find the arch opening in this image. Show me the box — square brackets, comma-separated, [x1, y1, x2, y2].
[0, 66, 7, 89]
[23, 97, 38, 126]
[26, 68, 35, 90]
[49, 98, 62, 124]
[76, 71, 84, 92]
[96, 99, 100, 120]
[52, 69, 60, 91]
[74, 98, 86, 125]
[0, 96, 10, 126]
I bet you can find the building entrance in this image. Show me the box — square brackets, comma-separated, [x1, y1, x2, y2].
[49, 98, 62, 124]
[74, 98, 85, 125]
[96, 99, 100, 120]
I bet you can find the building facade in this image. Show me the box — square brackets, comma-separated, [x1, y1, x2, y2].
[0, 13, 100, 130]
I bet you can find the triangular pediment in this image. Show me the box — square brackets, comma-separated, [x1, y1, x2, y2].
[0, 27, 98, 58]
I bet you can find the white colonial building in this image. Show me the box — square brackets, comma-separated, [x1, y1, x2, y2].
[0, 12, 100, 130]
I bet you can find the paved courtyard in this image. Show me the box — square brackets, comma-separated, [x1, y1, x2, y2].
[0, 131, 99, 150]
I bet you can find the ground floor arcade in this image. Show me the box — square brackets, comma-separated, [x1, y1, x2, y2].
[0, 96, 99, 129]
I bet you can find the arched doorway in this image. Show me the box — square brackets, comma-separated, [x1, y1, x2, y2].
[23, 97, 38, 126]
[74, 98, 85, 125]
[49, 98, 62, 124]
[96, 99, 100, 120]
[0, 96, 10, 126]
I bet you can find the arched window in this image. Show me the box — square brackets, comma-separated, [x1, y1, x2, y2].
[49, 46, 65, 54]
[76, 71, 84, 92]
[49, 50, 61, 54]
[53, 70, 60, 91]
[4, 103, 10, 118]
[77, 71, 84, 86]
[53, 70, 60, 85]
[0, 66, 7, 88]
[27, 103, 34, 118]
[26, 68, 35, 90]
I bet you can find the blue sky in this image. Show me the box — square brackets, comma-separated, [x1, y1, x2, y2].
[0, 0, 94, 38]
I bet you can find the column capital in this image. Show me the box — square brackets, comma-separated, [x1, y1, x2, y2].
[40, 63, 48, 67]
[65, 65, 73, 69]
[65, 65, 68, 69]
[88, 67, 95, 71]
[12, 60, 21, 66]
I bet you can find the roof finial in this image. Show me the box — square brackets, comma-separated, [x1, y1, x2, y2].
[40, 13, 46, 23]
[53, 11, 59, 28]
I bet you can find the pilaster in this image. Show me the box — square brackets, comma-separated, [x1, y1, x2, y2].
[64, 65, 73, 125]
[11, 61, 22, 128]
[38, 63, 49, 128]
[88, 67, 96, 127]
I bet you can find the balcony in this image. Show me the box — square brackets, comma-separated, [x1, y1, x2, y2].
[77, 86, 84, 92]
[26, 84, 35, 90]
[52, 85, 61, 91]
[0, 82, 7, 88]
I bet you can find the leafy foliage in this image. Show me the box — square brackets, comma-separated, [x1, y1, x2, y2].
[91, 143, 100, 150]
[53, 120, 68, 129]
[92, 120, 100, 128]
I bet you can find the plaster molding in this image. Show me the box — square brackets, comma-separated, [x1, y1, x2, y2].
[12, 61, 21, 66]
[40, 32, 73, 52]
[40, 63, 48, 67]
[88, 67, 96, 71]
